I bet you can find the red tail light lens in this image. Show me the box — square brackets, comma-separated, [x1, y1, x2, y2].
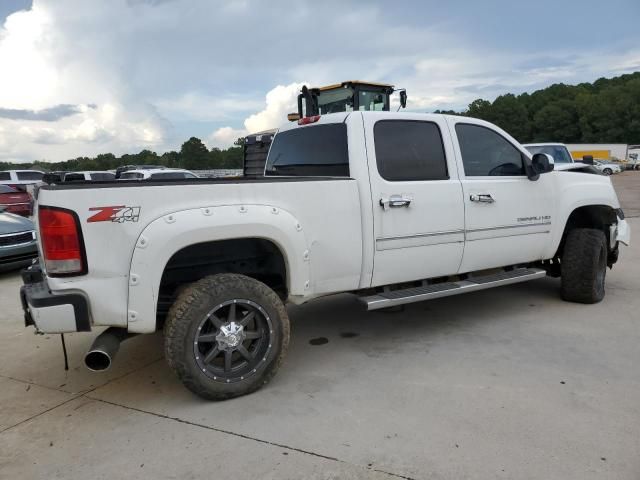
[39, 206, 87, 276]
[298, 115, 321, 125]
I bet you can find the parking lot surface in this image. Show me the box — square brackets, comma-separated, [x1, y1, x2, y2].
[1, 173, 639, 479]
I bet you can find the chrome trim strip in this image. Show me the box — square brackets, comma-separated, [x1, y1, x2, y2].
[466, 230, 551, 241]
[377, 229, 465, 241]
[466, 222, 551, 233]
[0, 230, 35, 238]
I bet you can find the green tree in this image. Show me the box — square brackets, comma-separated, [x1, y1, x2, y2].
[180, 137, 210, 169]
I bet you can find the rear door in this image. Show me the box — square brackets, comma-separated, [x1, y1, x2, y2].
[448, 118, 555, 273]
[364, 113, 465, 286]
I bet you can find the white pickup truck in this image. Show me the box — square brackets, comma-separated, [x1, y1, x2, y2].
[21, 112, 630, 400]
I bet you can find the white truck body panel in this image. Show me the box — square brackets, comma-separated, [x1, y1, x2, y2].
[26, 112, 629, 335]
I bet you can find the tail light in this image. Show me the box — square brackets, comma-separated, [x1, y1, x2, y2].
[298, 115, 321, 125]
[39, 206, 87, 276]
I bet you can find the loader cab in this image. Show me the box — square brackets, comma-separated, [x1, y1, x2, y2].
[293, 81, 405, 120]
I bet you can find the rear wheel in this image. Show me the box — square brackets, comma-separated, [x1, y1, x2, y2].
[164, 274, 290, 400]
[561, 228, 607, 304]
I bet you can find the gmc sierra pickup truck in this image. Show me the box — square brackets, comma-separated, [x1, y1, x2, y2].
[21, 111, 630, 400]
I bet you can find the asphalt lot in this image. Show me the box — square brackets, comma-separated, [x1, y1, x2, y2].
[1, 173, 639, 479]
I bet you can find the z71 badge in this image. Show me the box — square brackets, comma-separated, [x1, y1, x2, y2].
[88, 206, 141, 223]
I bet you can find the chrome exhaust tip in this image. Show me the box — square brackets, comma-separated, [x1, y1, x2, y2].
[84, 328, 134, 372]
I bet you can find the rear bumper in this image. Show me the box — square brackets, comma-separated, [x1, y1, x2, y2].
[21, 264, 91, 333]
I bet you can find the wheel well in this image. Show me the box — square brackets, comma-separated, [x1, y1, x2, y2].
[157, 238, 287, 328]
[556, 204, 617, 258]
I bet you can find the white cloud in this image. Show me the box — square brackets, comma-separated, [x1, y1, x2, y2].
[209, 82, 304, 148]
[0, 0, 638, 161]
[208, 126, 246, 149]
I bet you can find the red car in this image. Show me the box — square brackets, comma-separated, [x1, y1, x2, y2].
[0, 185, 33, 217]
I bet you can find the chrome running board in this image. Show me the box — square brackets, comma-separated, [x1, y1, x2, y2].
[360, 268, 546, 311]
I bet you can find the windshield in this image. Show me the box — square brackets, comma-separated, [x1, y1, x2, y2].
[317, 89, 354, 115]
[358, 90, 388, 111]
[525, 145, 573, 163]
[0, 185, 17, 194]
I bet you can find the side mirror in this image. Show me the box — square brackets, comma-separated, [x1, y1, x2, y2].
[582, 155, 594, 165]
[531, 153, 554, 176]
[399, 90, 407, 109]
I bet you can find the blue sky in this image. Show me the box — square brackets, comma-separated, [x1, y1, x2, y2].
[0, 0, 639, 162]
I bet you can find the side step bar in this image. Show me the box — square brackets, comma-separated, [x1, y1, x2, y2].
[360, 267, 546, 311]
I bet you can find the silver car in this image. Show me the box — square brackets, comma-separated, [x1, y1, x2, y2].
[0, 208, 38, 272]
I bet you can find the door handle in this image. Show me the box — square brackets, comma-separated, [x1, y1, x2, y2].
[470, 193, 495, 203]
[380, 194, 412, 210]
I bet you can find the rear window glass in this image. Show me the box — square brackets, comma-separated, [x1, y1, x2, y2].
[16, 171, 43, 181]
[265, 124, 349, 177]
[374, 120, 448, 181]
[120, 172, 143, 179]
[64, 173, 85, 182]
[90, 172, 115, 181]
[149, 172, 191, 180]
[0, 172, 10, 181]
[0, 185, 17, 193]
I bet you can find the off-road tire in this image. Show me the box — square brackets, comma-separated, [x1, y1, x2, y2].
[164, 274, 290, 400]
[561, 228, 608, 304]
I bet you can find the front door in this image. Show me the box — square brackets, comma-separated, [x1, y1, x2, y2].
[447, 119, 556, 273]
[364, 113, 465, 287]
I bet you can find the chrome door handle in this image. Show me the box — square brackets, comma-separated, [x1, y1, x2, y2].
[470, 194, 495, 203]
[380, 194, 412, 210]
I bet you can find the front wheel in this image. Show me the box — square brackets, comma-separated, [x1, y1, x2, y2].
[164, 274, 290, 400]
[603, 168, 613, 175]
[561, 228, 607, 304]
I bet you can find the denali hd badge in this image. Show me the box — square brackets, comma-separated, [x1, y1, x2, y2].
[88, 206, 141, 223]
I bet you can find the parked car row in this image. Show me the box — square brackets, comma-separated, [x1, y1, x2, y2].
[523, 143, 624, 175]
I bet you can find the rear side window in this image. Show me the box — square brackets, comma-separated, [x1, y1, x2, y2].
[16, 171, 43, 181]
[374, 120, 448, 181]
[265, 124, 349, 177]
[0, 172, 11, 181]
[456, 124, 525, 176]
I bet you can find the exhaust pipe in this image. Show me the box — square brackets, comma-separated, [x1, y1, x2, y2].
[85, 328, 136, 372]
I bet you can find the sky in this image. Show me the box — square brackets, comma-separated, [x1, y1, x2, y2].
[0, 0, 639, 163]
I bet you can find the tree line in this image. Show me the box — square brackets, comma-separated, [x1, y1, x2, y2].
[0, 137, 244, 172]
[435, 71, 640, 144]
[2, 72, 639, 172]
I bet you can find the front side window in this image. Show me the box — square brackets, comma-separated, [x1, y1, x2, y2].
[456, 124, 525, 176]
[16, 171, 43, 181]
[265, 124, 349, 177]
[374, 120, 448, 181]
